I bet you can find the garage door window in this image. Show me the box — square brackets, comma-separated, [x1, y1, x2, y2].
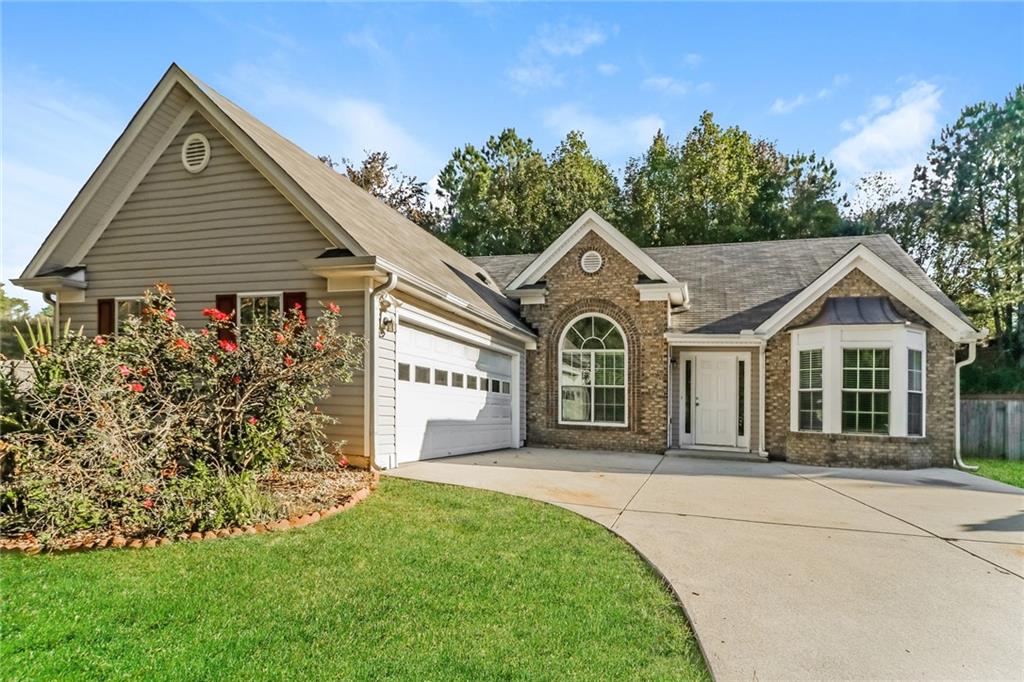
[414, 366, 430, 383]
[559, 314, 627, 426]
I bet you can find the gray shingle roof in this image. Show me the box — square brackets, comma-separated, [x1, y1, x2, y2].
[183, 69, 531, 335]
[471, 234, 969, 334]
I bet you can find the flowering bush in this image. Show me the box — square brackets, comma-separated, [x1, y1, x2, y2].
[0, 283, 363, 544]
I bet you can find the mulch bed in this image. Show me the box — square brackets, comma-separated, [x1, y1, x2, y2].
[1, 467, 378, 554]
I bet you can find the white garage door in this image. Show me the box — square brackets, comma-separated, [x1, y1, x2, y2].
[396, 324, 514, 463]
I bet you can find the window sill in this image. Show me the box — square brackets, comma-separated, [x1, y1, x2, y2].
[789, 430, 928, 443]
[557, 421, 629, 429]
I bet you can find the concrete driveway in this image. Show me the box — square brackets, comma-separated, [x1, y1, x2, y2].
[389, 449, 1024, 681]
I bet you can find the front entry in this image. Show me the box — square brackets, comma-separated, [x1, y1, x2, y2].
[678, 350, 751, 450]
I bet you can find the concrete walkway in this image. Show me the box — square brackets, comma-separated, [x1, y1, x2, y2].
[389, 448, 1024, 681]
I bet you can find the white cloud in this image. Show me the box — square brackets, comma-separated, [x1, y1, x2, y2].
[507, 20, 612, 91]
[542, 104, 664, 160]
[229, 65, 437, 177]
[770, 73, 850, 115]
[643, 76, 691, 96]
[1, 71, 123, 310]
[596, 63, 619, 76]
[682, 53, 703, 69]
[831, 81, 942, 189]
[508, 62, 563, 90]
[770, 93, 810, 114]
[343, 27, 386, 56]
[535, 21, 608, 56]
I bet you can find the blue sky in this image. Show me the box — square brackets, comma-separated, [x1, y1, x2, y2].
[3, 2, 1023, 308]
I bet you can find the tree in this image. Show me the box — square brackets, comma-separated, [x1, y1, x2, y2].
[618, 130, 686, 246]
[436, 129, 619, 255]
[546, 131, 620, 239]
[918, 86, 1023, 359]
[319, 151, 441, 230]
[620, 113, 846, 247]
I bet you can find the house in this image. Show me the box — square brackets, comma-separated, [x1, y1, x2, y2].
[14, 64, 986, 470]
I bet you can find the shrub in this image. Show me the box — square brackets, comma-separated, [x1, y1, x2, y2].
[0, 283, 362, 544]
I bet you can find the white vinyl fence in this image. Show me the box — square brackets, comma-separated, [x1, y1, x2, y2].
[961, 396, 1024, 460]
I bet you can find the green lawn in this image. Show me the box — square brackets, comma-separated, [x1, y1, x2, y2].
[1, 478, 708, 681]
[966, 458, 1024, 489]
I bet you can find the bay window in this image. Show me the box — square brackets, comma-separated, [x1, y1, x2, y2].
[791, 325, 926, 438]
[559, 315, 627, 426]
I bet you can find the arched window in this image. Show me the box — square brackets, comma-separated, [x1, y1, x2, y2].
[559, 314, 627, 425]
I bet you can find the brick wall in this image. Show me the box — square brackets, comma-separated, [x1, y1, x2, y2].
[764, 269, 957, 469]
[520, 231, 669, 452]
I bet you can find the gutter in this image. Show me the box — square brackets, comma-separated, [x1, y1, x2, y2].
[308, 255, 538, 348]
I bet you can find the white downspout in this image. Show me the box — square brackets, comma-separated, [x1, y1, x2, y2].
[954, 339, 978, 471]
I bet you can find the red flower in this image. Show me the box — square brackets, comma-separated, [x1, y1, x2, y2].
[327, 301, 341, 314]
[283, 355, 295, 367]
[202, 308, 231, 323]
[232, 375, 242, 385]
[200, 328, 209, 337]
[339, 455, 349, 468]
[218, 339, 237, 353]
[247, 416, 258, 426]
[139, 366, 151, 376]
[274, 332, 287, 345]
[209, 354, 218, 364]
[292, 301, 303, 310]
[117, 364, 131, 377]
[174, 338, 189, 350]
[141, 498, 154, 510]
[314, 341, 324, 351]
[94, 335, 107, 346]
[128, 382, 144, 393]
[164, 309, 176, 321]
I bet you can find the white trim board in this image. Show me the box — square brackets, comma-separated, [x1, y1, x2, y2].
[507, 210, 679, 290]
[755, 244, 979, 343]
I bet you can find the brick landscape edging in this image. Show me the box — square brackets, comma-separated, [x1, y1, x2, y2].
[0, 469, 380, 555]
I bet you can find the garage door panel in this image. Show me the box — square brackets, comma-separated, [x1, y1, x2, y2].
[397, 324, 514, 463]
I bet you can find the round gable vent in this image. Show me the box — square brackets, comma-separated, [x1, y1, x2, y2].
[181, 133, 211, 173]
[580, 250, 603, 274]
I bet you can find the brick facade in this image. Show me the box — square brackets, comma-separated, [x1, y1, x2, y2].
[520, 231, 669, 452]
[763, 269, 957, 469]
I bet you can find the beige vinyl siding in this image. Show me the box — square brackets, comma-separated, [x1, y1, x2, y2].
[61, 110, 367, 458]
[374, 296, 397, 467]
[44, 85, 193, 271]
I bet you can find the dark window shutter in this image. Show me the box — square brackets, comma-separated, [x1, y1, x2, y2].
[97, 299, 115, 336]
[283, 291, 307, 320]
[215, 294, 236, 342]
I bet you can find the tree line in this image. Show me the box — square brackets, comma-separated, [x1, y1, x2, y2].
[334, 86, 1022, 368]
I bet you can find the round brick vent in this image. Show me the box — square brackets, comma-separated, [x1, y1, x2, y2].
[181, 133, 211, 174]
[580, 250, 603, 274]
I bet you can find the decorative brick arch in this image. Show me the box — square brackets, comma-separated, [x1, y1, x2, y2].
[545, 298, 642, 431]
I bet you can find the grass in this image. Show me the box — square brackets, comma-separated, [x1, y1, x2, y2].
[966, 458, 1024, 489]
[1, 478, 709, 681]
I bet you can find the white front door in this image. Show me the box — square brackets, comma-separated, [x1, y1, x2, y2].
[695, 354, 736, 446]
